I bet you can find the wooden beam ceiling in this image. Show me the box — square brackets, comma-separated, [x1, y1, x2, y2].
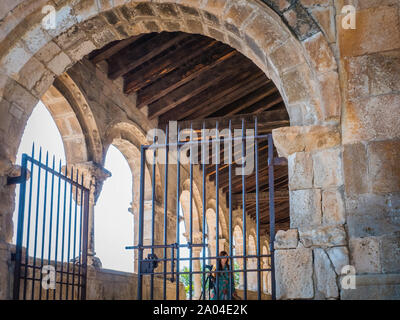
[88, 31, 290, 234]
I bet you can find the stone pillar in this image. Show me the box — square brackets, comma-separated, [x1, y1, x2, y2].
[272, 125, 349, 300]
[192, 238, 202, 300]
[70, 161, 111, 268]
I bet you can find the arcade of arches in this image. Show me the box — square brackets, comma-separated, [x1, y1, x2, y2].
[0, 0, 399, 300]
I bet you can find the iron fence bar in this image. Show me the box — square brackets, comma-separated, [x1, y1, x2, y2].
[81, 184, 90, 300]
[170, 246, 175, 282]
[77, 172, 84, 300]
[38, 152, 49, 300]
[215, 121, 220, 301]
[150, 136, 156, 300]
[124, 252, 272, 262]
[189, 123, 193, 300]
[241, 120, 247, 300]
[163, 124, 169, 299]
[137, 146, 146, 300]
[255, 118, 261, 300]
[46, 156, 56, 300]
[71, 169, 79, 300]
[53, 160, 62, 300]
[59, 163, 68, 300]
[268, 134, 276, 300]
[22, 156, 87, 188]
[13, 153, 28, 300]
[126, 243, 207, 250]
[142, 134, 273, 149]
[23, 146, 35, 300]
[136, 268, 273, 276]
[175, 124, 181, 300]
[65, 167, 74, 300]
[31, 148, 42, 300]
[228, 120, 233, 301]
[201, 121, 206, 301]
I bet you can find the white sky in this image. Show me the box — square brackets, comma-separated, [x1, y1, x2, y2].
[14, 101, 191, 273]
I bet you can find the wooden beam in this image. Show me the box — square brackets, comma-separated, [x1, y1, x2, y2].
[185, 73, 268, 120]
[89, 34, 144, 64]
[208, 81, 277, 117]
[232, 190, 289, 206]
[108, 32, 189, 80]
[147, 54, 245, 119]
[124, 37, 217, 93]
[158, 70, 265, 122]
[136, 47, 236, 108]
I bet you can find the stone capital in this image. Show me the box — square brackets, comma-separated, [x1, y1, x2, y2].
[63, 161, 111, 203]
[272, 125, 341, 158]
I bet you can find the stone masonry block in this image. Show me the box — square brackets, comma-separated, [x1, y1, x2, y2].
[290, 189, 322, 230]
[275, 247, 314, 299]
[288, 151, 313, 190]
[313, 147, 343, 189]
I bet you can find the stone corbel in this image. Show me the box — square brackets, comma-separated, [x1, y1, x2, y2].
[272, 125, 341, 158]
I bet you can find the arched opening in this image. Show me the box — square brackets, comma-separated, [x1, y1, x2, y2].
[247, 234, 257, 291]
[0, 0, 345, 301]
[233, 225, 244, 290]
[94, 145, 133, 272]
[12, 101, 66, 245]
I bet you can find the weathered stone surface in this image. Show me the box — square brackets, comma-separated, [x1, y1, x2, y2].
[269, 39, 305, 74]
[288, 152, 313, 190]
[346, 50, 400, 101]
[303, 32, 336, 73]
[283, 2, 320, 41]
[340, 273, 400, 300]
[281, 64, 311, 104]
[275, 247, 314, 299]
[346, 193, 400, 238]
[290, 189, 322, 230]
[338, 6, 400, 57]
[326, 246, 349, 275]
[314, 248, 339, 299]
[322, 189, 345, 226]
[349, 237, 381, 274]
[310, 6, 335, 43]
[368, 140, 400, 193]
[317, 71, 341, 121]
[272, 125, 341, 158]
[380, 232, 400, 273]
[48, 52, 72, 76]
[343, 142, 368, 196]
[313, 147, 343, 188]
[274, 229, 299, 249]
[0, 242, 10, 299]
[299, 225, 347, 247]
[343, 95, 400, 145]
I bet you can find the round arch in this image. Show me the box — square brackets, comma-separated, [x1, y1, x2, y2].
[0, 0, 340, 165]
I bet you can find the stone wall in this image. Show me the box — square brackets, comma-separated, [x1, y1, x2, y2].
[338, 0, 400, 299]
[0, 0, 399, 300]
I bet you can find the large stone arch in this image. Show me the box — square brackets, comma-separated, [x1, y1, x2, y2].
[0, 0, 349, 300]
[41, 73, 103, 166]
[104, 121, 162, 207]
[0, 0, 340, 164]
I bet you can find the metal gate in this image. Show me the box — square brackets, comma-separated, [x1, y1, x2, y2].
[9, 146, 90, 300]
[127, 118, 284, 300]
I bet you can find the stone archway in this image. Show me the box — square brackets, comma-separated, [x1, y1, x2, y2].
[0, 0, 347, 300]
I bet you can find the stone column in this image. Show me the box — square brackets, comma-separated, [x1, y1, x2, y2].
[272, 125, 349, 300]
[69, 161, 111, 268]
[192, 237, 202, 300]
